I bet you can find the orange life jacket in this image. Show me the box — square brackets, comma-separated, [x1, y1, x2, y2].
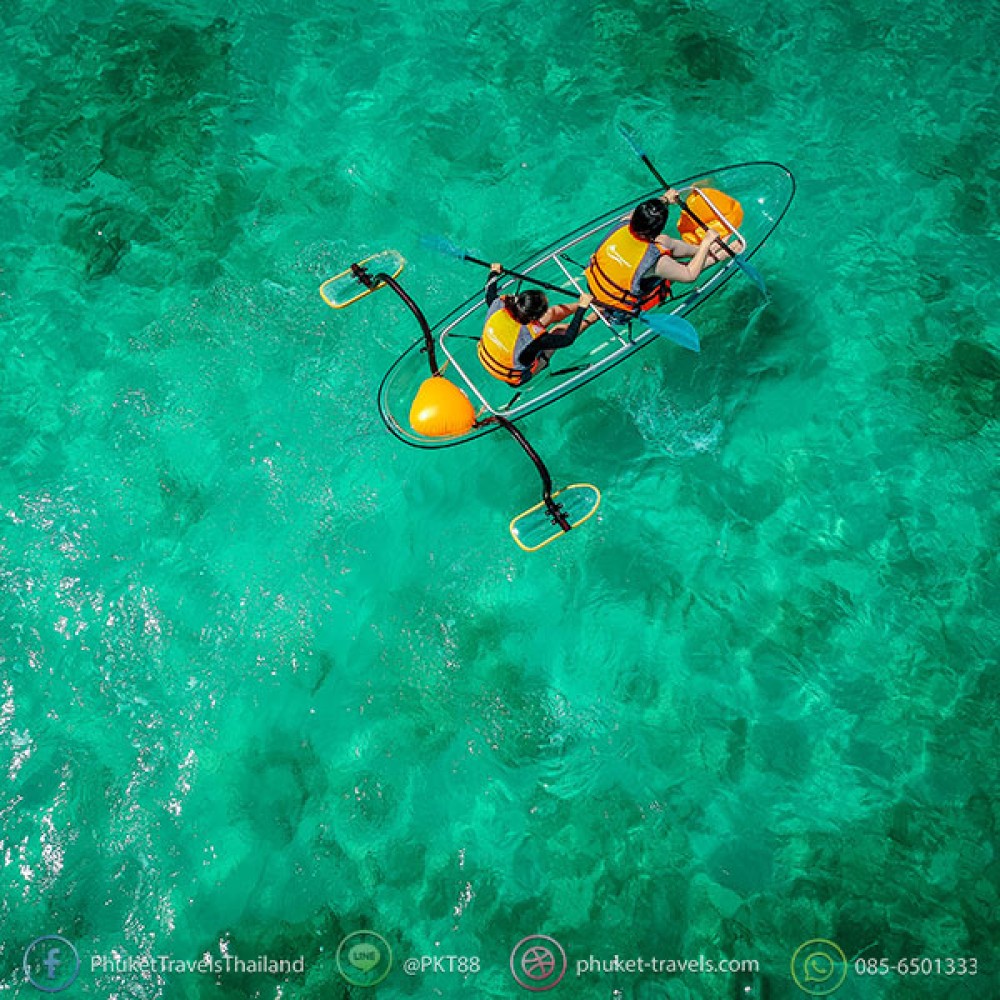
[477, 303, 544, 386]
[585, 225, 670, 314]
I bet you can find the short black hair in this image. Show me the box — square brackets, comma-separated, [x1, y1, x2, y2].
[508, 289, 548, 324]
[630, 199, 668, 240]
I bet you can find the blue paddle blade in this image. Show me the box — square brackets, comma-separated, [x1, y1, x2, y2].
[617, 122, 645, 158]
[420, 234, 466, 259]
[735, 255, 768, 297]
[639, 313, 701, 352]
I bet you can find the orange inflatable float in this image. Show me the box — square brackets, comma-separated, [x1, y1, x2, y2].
[408, 376, 477, 438]
[677, 188, 744, 244]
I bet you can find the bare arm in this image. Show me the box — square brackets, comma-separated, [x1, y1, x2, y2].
[517, 295, 593, 368]
[656, 231, 744, 281]
[659, 230, 746, 260]
[655, 234, 699, 259]
[653, 233, 718, 283]
[485, 263, 503, 306]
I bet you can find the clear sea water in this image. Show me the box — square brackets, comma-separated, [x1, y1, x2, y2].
[1, 0, 998, 998]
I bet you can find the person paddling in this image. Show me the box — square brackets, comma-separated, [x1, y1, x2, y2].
[585, 190, 736, 324]
[478, 264, 593, 385]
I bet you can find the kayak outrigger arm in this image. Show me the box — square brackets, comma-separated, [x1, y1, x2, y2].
[486, 416, 572, 531]
[487, 415, 602, 552]
[349, 263, 442, 377]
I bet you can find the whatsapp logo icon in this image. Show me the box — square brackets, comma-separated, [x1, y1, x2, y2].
[790, 939, 848, 995]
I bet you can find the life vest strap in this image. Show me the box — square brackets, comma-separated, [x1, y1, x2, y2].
[588, 254, 669, 314]
[478, 339, 526, 385]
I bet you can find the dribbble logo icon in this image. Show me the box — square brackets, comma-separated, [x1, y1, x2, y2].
[23, 936, 81, 993]
[510, 935, 567, 991]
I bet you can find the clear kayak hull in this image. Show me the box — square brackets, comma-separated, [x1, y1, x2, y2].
[378, 161, 795, 449]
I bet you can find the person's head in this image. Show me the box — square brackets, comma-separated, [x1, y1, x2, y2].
[629, 198, 668, 240]
[506, 289, 548, 324]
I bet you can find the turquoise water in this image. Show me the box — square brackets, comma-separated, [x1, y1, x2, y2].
[1, 0, 998, 997]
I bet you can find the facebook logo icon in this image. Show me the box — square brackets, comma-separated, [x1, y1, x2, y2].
[22, 936, 80, 993]
[43, 948, 63, 978]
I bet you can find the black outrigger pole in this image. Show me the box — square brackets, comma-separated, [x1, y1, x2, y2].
[484, 416, 573, 533]
[350, 262, 442, 376]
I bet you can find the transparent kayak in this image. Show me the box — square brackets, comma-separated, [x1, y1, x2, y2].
[378, 160, 796, 449]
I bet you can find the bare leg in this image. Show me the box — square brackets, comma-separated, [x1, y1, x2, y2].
[546, 312, 601, 337]
[538, 302, 577, 327]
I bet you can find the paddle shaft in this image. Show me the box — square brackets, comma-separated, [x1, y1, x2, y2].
[461, 253, 579, 298]
[633, 152, 741, 263]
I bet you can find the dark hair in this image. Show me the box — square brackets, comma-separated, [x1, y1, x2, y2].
[630, 199, 668, 240]
[506, 289, 548, 324]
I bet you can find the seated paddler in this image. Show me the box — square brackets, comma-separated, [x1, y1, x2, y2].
[478, 264, 593, 386]
[585, 189, 737, 324]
